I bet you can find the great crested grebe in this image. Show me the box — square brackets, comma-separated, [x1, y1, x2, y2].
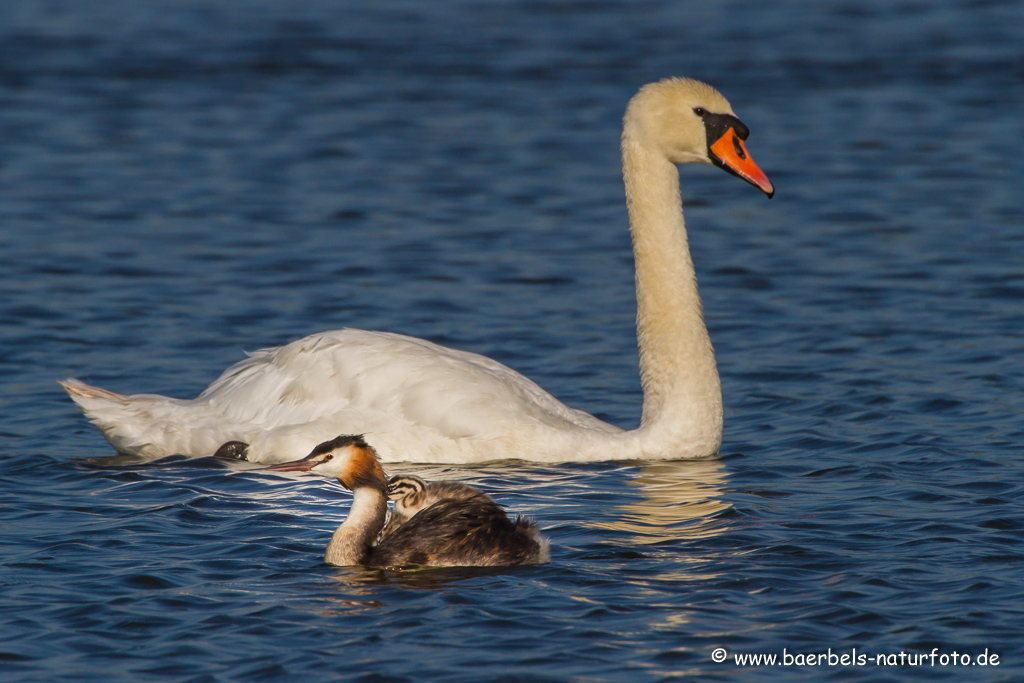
[61, 77, 774, 465]
[382, 475, 493, 537]
[267, 435, 550, 567]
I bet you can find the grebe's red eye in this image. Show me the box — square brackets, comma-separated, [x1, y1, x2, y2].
[323, 454, 333, 461]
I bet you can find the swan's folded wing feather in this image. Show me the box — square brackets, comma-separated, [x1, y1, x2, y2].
[199, 328, 619, 438]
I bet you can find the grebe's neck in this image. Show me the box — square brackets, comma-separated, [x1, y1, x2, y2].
[622, 138, 722, 455]
[324, 485, 388, 566]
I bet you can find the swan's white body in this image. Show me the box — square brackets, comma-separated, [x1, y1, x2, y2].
[62, 78, 773, 464]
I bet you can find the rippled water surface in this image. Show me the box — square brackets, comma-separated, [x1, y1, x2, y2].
[3, 0, 1024, 680]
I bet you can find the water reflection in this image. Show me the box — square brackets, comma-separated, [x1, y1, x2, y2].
[327, 564, 529, 591]
[589, 459, 730, 545]
[77, 451, 730, 585]
[79, 453, 184, 468]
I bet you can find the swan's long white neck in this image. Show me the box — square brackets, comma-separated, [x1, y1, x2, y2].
[622, 138, 722, 457]
[324, 486, 388, 566]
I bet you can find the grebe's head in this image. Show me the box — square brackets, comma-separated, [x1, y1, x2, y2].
[267, 435, 385, 491]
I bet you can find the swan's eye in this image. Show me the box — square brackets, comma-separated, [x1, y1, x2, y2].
[693, 107, 707, 117]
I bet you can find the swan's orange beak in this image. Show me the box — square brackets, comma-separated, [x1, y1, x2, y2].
[709, 128, 774, 198]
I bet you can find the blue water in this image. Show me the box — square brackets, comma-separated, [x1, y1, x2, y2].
[2, 0, 1023, 680]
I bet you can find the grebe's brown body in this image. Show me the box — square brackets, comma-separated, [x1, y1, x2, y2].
[382, 475, 491, 537]
[268, 436, 549, 567]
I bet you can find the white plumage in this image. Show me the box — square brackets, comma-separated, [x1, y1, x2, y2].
[61, 77, 773, 464]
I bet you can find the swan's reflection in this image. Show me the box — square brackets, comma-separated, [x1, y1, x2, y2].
[587, 459, 730, 545]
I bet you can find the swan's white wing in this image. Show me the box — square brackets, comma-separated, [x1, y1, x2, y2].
[197, 329, 618, 462]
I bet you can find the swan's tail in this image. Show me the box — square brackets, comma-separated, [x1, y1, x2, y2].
[59, 379, 218, 458]
[59, 378, 128, 404]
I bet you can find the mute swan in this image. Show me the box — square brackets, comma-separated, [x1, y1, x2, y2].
[382, 474, 492, 537]
[267, 435, 549, 567]
[61, 77, 774, 464]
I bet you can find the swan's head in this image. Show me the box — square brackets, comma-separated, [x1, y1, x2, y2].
[623, 77, 774, 197]
[266, 434, 386, 491]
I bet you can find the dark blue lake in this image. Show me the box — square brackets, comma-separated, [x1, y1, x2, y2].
[2, 0, 1023, 680]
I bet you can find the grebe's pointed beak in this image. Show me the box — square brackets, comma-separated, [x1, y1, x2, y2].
[264, 436, 369, 476]
[265, 452, 322, 472]
[709, 127, 775, 198]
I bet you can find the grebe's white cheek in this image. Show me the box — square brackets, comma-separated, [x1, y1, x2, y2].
[309, 459, 339, 477]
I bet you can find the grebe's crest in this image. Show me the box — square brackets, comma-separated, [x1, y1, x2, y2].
[308, 434, 370, 456]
